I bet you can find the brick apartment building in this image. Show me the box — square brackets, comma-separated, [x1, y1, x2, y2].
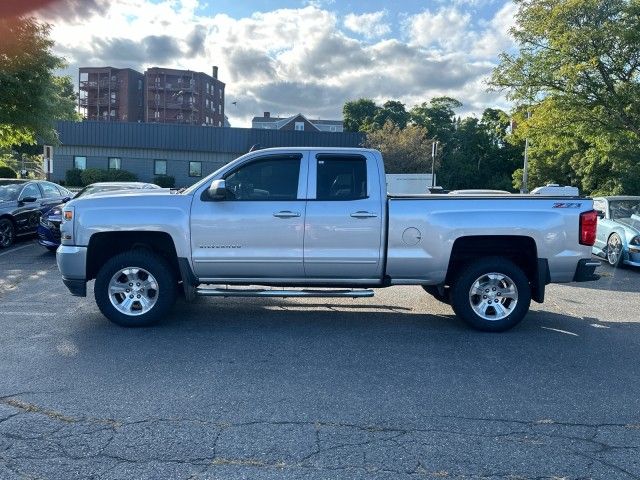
[145, 67, 225, 126]
[78, 67, 145, 122]
[78, 66, 225, 127]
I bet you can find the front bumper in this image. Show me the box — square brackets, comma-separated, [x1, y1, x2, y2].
[623, 248, 640, 267]
[573, 258, 601, 282]
[37, 223, 61, 249]
[56, 245, 88, 297]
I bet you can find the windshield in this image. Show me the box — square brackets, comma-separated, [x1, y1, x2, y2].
[0, 183, 23, 201]
[610, 200, 640, 220]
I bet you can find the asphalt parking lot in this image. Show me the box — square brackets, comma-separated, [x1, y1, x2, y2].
[1, 239, 639, 479]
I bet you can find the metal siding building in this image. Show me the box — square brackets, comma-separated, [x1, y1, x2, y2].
[53, 121, 365, 187]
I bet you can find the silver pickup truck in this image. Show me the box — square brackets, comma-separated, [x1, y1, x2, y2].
[56, 147, 600, 331]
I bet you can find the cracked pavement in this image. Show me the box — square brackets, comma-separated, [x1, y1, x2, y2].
[0, 240, 639, 479]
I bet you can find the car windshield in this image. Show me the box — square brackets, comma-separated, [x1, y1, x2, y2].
[0, 183, 23, 201]
[75, 185, 142, 198]
[609, 200, 640, 220]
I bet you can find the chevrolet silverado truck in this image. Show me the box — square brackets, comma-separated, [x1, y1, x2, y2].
[56, 147, 600, 331]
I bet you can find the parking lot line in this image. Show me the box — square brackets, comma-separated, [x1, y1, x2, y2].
[0, 243, 35, 258]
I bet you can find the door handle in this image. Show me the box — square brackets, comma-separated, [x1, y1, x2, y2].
[273, 211, 301, 218]
[350, 211, 378, 218]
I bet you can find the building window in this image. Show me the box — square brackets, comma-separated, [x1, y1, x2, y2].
[154, 111, 160, 119]
[108, 157, 121, 170]
[189, 161, 202, 177]
[74, 156, 87, 170]
[295, 122, 304, 131]
[154, 159, 167, 175]
[218, 103, 222, 113]
[330, 126, 337, 132]
[138, 79, 142, 90]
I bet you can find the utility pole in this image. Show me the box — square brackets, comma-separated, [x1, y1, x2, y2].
[431, 140, 439, 188]
[521, 110, 531, 194]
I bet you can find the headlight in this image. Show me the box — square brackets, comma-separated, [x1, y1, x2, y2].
[40, 217, 54, 228]
[60, 206, 75, 243]
[631, 236, 640, 246]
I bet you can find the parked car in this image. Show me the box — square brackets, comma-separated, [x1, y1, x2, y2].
[0, 179, 72, 248]
[56, 147, 599, 332]
[38, 182, 160, 251]
[448, 189, 511, 195]
[592, 196, 640, 267]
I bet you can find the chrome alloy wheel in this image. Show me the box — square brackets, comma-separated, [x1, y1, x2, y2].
[108, 267, 159, 316]
[468, 272, 518, 321]
[607, 234, 622, 266]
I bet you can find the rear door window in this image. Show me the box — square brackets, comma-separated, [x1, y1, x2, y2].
[316, 156, 367, 201]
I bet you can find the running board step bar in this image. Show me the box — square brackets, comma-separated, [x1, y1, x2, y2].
[196, 288, 374, 298]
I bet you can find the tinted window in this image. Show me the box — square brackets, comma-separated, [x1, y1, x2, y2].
[316, 157, 367, 201]
[74, 156, 87, 170]
[224, 158, 300, 201]
[20, 183, 42, 199]
[108, 157, 121, 170]
[189, 161, 202, 177]
[41, 182, 61, 198]
[154, 160, 167, 175]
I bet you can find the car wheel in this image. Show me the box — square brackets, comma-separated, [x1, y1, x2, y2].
[450, 257, 531, 332]
[422, 285, 450, 305]
[94, 250, 177, 327]
[606, 233, 623, 267]
[0, 219, 15, 248]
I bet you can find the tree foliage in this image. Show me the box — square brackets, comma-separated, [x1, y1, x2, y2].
[363, 122, 434, 174]
[491, 0, 640, 195]
[0, 17, 79, 149]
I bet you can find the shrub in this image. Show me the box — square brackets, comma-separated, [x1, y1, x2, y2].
[106, 169, 137, 182]
[80, 168, 109, 186]
[154, 175, 175, 188]
[65, 169, 84, 186]
[0, 166, 17, 178]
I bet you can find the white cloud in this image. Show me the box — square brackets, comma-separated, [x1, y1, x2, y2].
[343, 11, 391, 39]
[407, 7, 472, 51]
[44, 0, 515, 127]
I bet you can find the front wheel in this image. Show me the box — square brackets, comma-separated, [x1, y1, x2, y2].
[94, 250, 177, 327]
[0, 219, 15, 248]
[450, 257, 531, 332]
[606, 233, 623, 267]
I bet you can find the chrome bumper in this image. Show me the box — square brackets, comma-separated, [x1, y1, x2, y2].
[56, 245, 88, 297]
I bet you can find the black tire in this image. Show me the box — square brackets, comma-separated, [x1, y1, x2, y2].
[0, 218, 15, 248]
[450, 257, 531, 332]
[422, 285, 450, 305]
[606, 233, 624, 267]
[94, 250, 177, 327]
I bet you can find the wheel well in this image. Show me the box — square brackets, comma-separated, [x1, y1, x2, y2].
[86, 231, 179, 281]
[445, 235, 539, 287]
[0, 214, 15, 226]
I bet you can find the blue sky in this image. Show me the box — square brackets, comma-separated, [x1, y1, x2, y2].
[43, 0, 517, 126]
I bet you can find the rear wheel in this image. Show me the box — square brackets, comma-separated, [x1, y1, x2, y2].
[0, 219, 15, 248]
[450, 257, 531, 332]
[606, 233, 623, 267]
[94, 250, 177, 327]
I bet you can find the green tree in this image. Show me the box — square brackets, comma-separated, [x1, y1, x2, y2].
[491, 0, 640, 195]
[373, 100, 410, 129]
[343, 98, 379, 132]
[363, 121, 435, 174]
[410, 97, 462, 145]
[0, 17, 78, 149]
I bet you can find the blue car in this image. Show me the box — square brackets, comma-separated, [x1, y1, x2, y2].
[592, 196, 640, 267]
[38, 182, 160, 251]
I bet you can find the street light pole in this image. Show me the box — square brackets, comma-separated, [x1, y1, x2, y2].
[521, 109, 531, 194]
[431, 140, 438, 188]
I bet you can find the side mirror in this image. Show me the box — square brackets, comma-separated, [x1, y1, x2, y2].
[20, 196, 37, 203]
[208, 179, 227, 200]
[596, 210, 605, 219]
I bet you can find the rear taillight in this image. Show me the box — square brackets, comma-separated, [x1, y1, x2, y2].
[579, 210, 598, 246]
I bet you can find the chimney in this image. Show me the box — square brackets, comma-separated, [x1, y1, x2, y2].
[264, 111, 270, 118]
[212, 66, 218, 79]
